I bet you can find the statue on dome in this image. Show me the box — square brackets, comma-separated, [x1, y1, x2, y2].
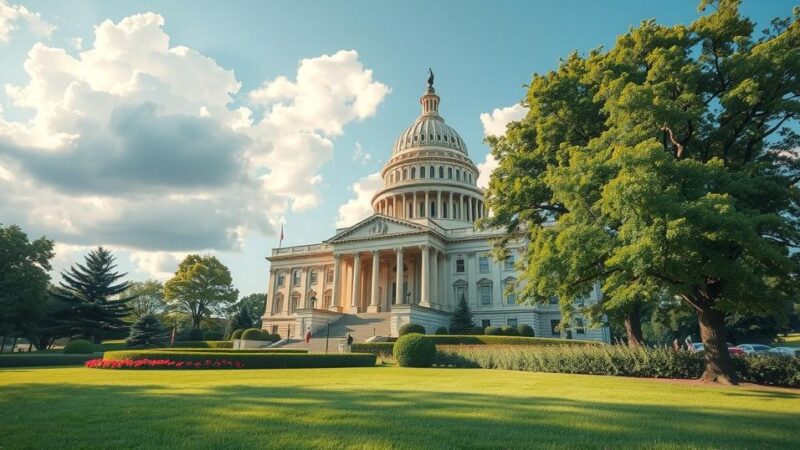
[427, 68, 434, 87]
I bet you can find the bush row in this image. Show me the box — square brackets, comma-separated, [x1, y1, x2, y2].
[87, 358, 244, 370]
[434, 345, 800, 387]
[166, 348, 307, 354]
[0, 354, 97, 368]
[102, 350, 377, 369]
[171, 341, 233, 349]
[353, 335, 598, 356]
[399, 323, 536, 337]
[351, 343, 394, 355]
[240, 328, 281, 342]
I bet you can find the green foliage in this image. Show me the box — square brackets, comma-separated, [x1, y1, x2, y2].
[226, 293, 265, 332]
[449, 295, 474, 334]
[231, 329, 245, 340]
[482, 2, 800, 382]
[63, 339, 95, 354]
[171, 341, 233, 349]
[425, 335, 600, 346]
[351, 342, 394, 356]
[124, 280, 166, 321]
[468, 326, 485, 335]
[484, 326, 502, 336]
[0, 353, 95, 367]
[435, 345, 800, 388]
[164, 255, 238, 328]
[435, 327, 448, 335]
[187, 328, 204, 341]
[103, 349, 376, 369]
[203, 330, 223, 340]
[500, 326, 519, 336]
[0, 224, 55, 346]
[393, 334, 437, 368]
[240, 328, 279, 342]
[399, 323, 425, 336]
[126, 313, 169, 348]
[51, 247, 132, 343]
[166, 347, 305, 353]
[517, 324, 535, 337]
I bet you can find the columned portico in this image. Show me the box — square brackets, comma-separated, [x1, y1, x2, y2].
[395, 248, 405, 304]
[329, 254, 342, 312]
[349, 252, 361, 313]
[419, 245, 430, 307]
[430, 248, 439, 307]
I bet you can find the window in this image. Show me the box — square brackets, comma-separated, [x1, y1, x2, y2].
[456, 169, 460, 181]
[419, 202, 425, 217]
[290, 294, 300, 313]
[479, 285, 492, 305]
[323, 291, 332, 309]
[429, 166, 435, 177]
[272, 295, 284, 314]
[439, 166, 444, 178]
[505, 280, 517, 304]
[430, 202, 436, 217]
[478, 256, 489, 273]
[550, 319, 561, 335]
[481, 319, 491, 328]
[411, 167, 416, 179]
[456, 258, 465, 273]
[391, 173, 395, 183]
[309, 270, 318, 285]
[504, 253, 515, 270]
[507, 318, 518, 327]
[277, 274, 285, 288]
[448, 167, 453, 179]
[271, 325, 278, 334]
[292, 270, 301, 286]
[420, 166, 425, 178]
[402, 168, 407, 180]
[455, 286, 467, 304]
[326, 269, 334, 283]
[575, 318, 585, 334]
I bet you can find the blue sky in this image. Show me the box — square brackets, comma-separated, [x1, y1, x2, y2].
[0, 0, 794, 296]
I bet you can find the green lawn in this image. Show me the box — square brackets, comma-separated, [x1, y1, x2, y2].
[1, 367, 798, 449]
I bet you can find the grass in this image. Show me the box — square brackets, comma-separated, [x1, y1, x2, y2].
[1, 367, 798, 449]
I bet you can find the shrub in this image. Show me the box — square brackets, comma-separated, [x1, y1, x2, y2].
[187, 328, 204, 341]
[0, 354, 96, 368]
[204, 331, 224, 340]
[231, 329, 245, 340]
[241, 328, 273, 341]
[399, 323, 426, 336]
[102, 350, 377, 369]
[63, 339, 95, 354]
[484, 326, 502, 336]
[517, 324, 535, 337]
[469, 326, 485, 335]
[435, 327, 448, 335]
[171, 341, 233, 349]
[393, 334, 437, 368]
[352, 342, 394, 356]
[499, 326, 519, 336]
[126, 313, 169, 348]
[734, 354, 800, 387]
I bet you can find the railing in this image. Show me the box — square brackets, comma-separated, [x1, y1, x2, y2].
[272, 243, 333, 256]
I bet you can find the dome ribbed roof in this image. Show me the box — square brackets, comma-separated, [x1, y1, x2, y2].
[391, 83, 468, 156]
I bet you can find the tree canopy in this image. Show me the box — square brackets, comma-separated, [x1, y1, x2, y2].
[164, 255, 238, 328]
[484, 1, 800, 383]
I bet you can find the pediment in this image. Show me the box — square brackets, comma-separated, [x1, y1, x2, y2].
[326, 214, 430, 243]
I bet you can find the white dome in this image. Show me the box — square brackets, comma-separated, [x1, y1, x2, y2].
[392, 116, 467, 155]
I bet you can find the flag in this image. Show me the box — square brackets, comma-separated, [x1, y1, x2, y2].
[279, 224, 285, 248]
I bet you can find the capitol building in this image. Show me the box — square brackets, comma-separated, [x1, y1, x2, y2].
[262, 75, 610, 343]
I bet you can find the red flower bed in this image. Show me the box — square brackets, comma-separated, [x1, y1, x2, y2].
[85, 358, 245, 370]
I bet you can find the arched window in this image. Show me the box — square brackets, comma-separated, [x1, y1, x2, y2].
[419, 202, 425, 217]
[419, 166, 425, 178]
[402, 168, 407, 180]
[439, 166, 444, 178]
[391, 173, 395, 183]
[456, 169, 460, 181]
[411, 167, 416, 179]
[322, 290, 332, 309]
[448, 167, 453, 179]
[290, 293, 300, 313]
[429, 166, 435, 178]
[272, 294, 284, 314]
[430, 201, 436, 217]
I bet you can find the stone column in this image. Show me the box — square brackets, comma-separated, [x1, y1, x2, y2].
[450, 193, 455, 219]
[412, 192, 417, 218]
[350, 252, 361, 313]
[430, 248, 439, 308]
[419, 245, 430, 307]
[368, 250, 380, 312]
[395, 248, 404, 304]
[467, 197, 472, 222]
[330, 255, 342, 312]
[266, 269, 276, 316]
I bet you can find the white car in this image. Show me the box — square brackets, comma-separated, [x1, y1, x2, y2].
[735, 344, 772, 354]
[768, 347, 799, 357]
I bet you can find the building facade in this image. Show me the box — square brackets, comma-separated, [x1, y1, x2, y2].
[262, 77, 610, 343]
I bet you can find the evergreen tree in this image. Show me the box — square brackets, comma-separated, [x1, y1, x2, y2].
[52, 247, 133, 343]
[225, 308, 256, 339]
[449, 294, 474, 334]
[126, 313, 168, 348]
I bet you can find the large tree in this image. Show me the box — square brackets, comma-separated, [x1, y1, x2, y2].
[484, 1, 800, 384]
[0, 224, 54, 351]
[164, 255, 238, 329]
[125, 280, 167, 320]
[52, 247, 134, 343]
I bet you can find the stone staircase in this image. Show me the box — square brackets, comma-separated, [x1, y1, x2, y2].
[278, 312, 391, 353]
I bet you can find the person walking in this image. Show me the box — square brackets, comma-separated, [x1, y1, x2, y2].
[305, 327, 312, 344]
[346, 333, 354, 353]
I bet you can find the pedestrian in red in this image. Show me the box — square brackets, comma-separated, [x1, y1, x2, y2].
[305, 327, 311, 344]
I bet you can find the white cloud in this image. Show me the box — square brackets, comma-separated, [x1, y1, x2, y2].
[352, 142, 371, 164]
[476, 103, 528, 189]
[130, 251, 184, 280]
[0, 13, 389, 266]
[336, 172, 382, 227]
[0, 1, 54, 44]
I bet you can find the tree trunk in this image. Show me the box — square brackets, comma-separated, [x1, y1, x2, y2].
[695, 305, 737, 384]
[11, 336, 18, 352]
[0, 335, 5, 353]
[624, 302, 644, 348]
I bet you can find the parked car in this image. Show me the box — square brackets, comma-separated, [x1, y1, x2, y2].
[734, 344, 772, 354]
[768, 347, 799, 357]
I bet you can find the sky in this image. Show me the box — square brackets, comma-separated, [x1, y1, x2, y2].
[0, 0, 795, 296]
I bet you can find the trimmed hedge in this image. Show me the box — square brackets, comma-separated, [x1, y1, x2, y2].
[63, 339, 95, 354]
[102, 350, 376, 369]
[469, 326, 485, 335]
[352, 342, 394, 355]
[399, 323, 425, 336]
[171, 341, 233, 349]
[424, 335, 601, 346]
[0, 354, 97, 368]
[204, 331, 224, 340]
[394, 334, 437, 368]
[517, 324, 535, 337]
[435, 327, 448, 335]
[434, 345, 800, 387]
[241, 329, 280, 342]
[231, 329, 245, 340]
[166, 348, 307, 354]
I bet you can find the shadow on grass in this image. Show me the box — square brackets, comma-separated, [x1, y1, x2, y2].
[1, 378, 798, 449]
